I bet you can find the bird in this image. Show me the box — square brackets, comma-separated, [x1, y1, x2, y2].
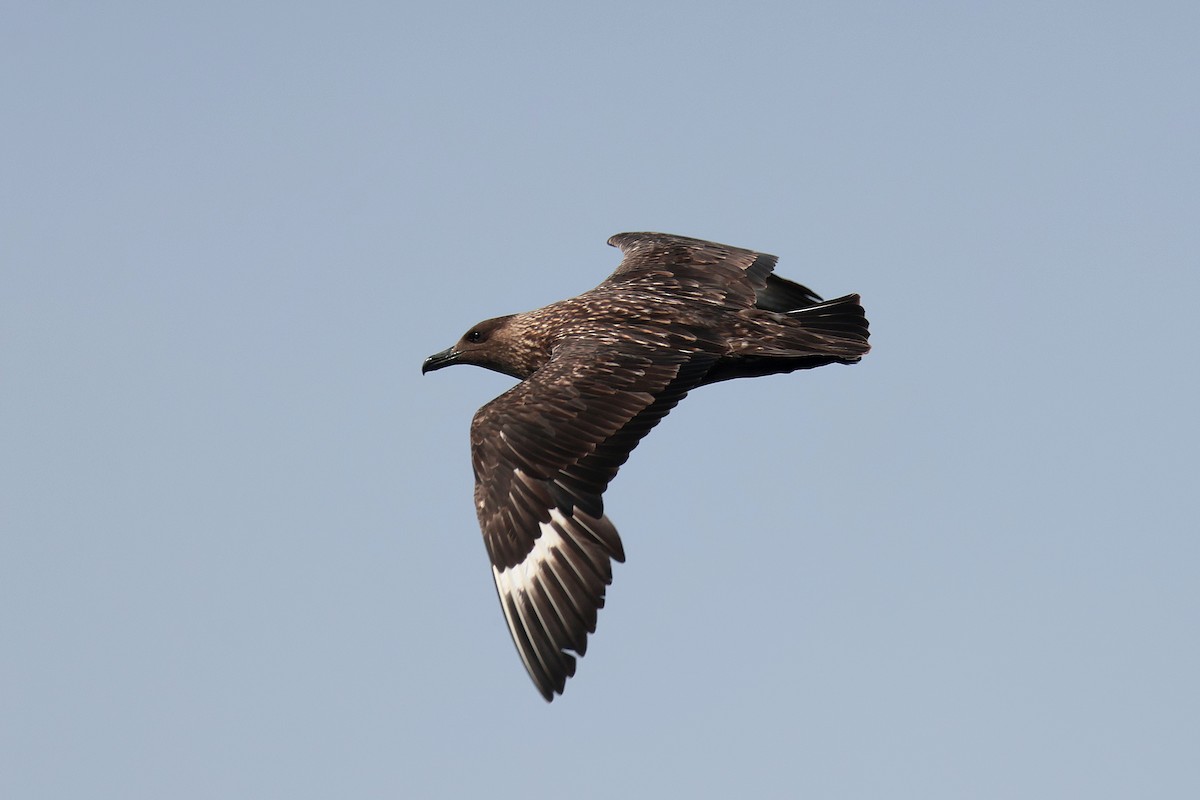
[422, 232, 870, 701]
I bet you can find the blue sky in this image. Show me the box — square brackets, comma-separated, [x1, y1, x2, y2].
[3, 3, 1198, 798]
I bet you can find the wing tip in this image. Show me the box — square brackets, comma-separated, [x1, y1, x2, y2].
[491, 512, 625, 702]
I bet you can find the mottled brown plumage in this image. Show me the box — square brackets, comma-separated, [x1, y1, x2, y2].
[422, 232, 870, 701]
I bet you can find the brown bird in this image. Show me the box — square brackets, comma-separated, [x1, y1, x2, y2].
[422, 232, 869, 701]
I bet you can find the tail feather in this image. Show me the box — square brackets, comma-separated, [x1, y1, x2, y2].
[755, 274, 823, 312]
[700, 292, 869, 385]
[766, 293, 871, 357]
[785, 293, 870, 344]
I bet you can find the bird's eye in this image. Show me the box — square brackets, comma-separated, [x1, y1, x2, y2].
[466, 330, 483, 343]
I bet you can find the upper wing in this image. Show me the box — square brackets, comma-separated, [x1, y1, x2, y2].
[471, 339, 718, 700]
[606, 231, 823, 312]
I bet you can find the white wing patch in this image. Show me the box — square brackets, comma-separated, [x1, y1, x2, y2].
[489, 506, 621, 699]
[493, 512, 563, 598]
[493, 513, 568, 687]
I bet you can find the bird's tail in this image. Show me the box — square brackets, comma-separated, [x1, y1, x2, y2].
[781, 293, 871, 359]
[700, 293, 870, 384]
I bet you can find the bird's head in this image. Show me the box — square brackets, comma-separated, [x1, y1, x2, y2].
[422, 314, 535, 379]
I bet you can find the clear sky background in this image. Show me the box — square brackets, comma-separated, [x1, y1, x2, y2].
[3, 3, 1197, 798]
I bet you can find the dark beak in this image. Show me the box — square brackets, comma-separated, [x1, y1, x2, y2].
[422, 347, 459, 374]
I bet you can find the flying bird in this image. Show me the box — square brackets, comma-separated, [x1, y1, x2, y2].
[422, 232, 870, 701]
